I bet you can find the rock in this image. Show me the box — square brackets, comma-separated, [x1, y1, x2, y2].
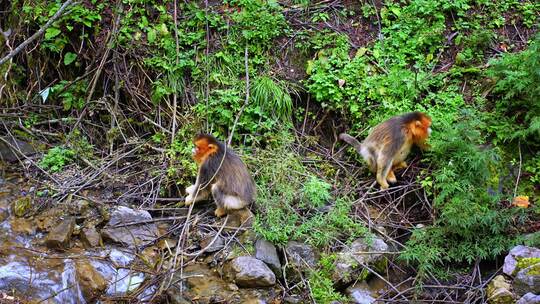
[333, 237, 389, 286]
[285, 241, 319, 268]
[255, 239, 281, 276]
[226, 208, 254, 230]
[225, 256, 276, 287]
[283, 295, 302, 303]
[504, 245, 540, 276]
[487, 275, 515, 304]
[514, 263, 540, 296]
[166, 289, 192, 304]
[81, 226, 101, 248]
[75, 260, 108, 302]
[0, 137, 35, 162]
[45, 217, 75, 249]
[178, 263, 239, 302]
[200, 234, 225, 253]
[10, 217, 35, 235]
[101, 206, 159, 247]
[517, 293, 540, 304]
[0, 207, 8, 222]
[347, 281, 376, 304]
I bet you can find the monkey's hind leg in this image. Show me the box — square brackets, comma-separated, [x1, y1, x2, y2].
[376, 158, 392, 190]
[394, 161, 407, 170]
[386, 170, 397, 184]
[210, 184, 247, 217]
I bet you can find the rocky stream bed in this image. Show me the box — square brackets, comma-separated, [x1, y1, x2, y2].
[1, 164, 540, 303]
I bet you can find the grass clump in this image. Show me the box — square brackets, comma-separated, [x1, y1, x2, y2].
[251, 131, 367, 247]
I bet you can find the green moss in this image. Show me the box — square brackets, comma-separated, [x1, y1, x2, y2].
[517, 257, 540, 275]
[12, 196, 31, 217]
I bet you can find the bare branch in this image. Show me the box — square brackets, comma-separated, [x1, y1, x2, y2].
[0, 0, 75, 66]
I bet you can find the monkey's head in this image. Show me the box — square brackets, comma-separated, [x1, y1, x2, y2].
[411, 113, 432, 141]
[193, 134, 219, 164]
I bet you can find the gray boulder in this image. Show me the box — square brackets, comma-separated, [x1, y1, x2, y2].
[255, 239, 281, 276]
[503, 245, 540, 276]
[101, 206, 159, 247]
[517, 293, 540, 304]
[285, 241, 319, 268]
[333, 237, 389, 286]
[224, 256, 276, 287]
[514, 263, 540, 296]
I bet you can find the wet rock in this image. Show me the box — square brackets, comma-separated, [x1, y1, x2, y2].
[255, 239, 281, 276]
[283, 295, 302, 303]
[517, 293, 540, 304]
[45, 217, 75, 249]
[166, 289, 192, 304]
[514, 263, 540, 296]
[35, 207, 65, 232]
[200, 233, 225, 253]
[487, 275, 515, 304]
[0, 207, 8, 222]
[81, 226, 101, 248]
[0, 137, 35, 162]
[333, 237, 389, 286]
[504, 245, 540, 276]
[285, 241, 319, 268]
[10, 217, 35, 234]
[101, 206, 159, 247]
[181, 263, 240, 302]
[347, 281, 377, 304]
[225, 256, 276, 287]
[75, 260, 108, 302]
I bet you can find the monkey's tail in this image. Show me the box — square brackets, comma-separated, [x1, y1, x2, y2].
[339, 133, 363, 155]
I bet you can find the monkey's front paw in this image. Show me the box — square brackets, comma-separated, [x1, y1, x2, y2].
[185, 185, 196, 195]
[214, 207, 226, 218]
[379, 182, 390, 190]
[387, 176, 397, 184]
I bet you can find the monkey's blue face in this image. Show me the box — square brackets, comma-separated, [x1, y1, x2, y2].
[428, 127, 432, 136]
[192, 147, 197, 156]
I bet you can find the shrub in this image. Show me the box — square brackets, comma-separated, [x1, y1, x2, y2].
[401, 113, 522, 277]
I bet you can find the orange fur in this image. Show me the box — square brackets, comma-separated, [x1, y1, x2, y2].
[193, 138, 218, 164]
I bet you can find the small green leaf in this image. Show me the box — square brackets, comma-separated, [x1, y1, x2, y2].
[147, 29, 156, 43]
[45, 28, 61, 40]
[64, 52, 77, 65]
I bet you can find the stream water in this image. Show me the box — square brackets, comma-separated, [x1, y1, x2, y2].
[0, 171, 148, 303]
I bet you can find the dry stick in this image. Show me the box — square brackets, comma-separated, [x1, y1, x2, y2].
[0, 28, 13, 98]
[0, 0, 75, 66]
[204, 0, 210, 133]
[227, 44, 250, 146]
[513, 140, 522, 198]
[171, 0, 180, 141]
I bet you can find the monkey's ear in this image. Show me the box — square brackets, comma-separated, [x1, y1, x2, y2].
[208, 143, 217, 151]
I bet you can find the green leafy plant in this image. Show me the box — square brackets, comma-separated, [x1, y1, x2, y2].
[40, 146, 76, 172]
[302, 176, 331, 208]
[308, 254, 346, 303]
[402, 113, 522, 277]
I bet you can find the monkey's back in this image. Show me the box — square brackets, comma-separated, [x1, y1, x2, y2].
[200, 145, 256, 204]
